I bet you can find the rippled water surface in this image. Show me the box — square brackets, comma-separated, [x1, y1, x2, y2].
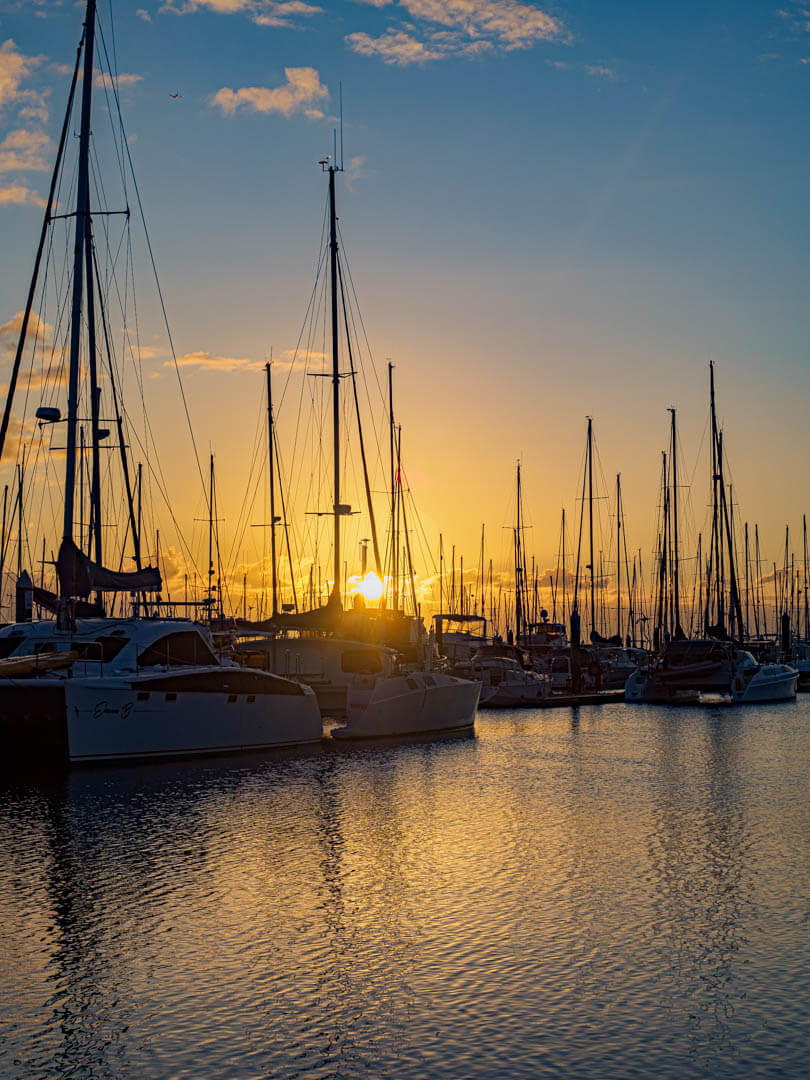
[2, 700, 810, 1079]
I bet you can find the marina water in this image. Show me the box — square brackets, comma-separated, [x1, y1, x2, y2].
[2, 700, 809, 1079]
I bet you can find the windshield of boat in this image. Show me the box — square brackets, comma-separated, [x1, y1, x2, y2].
[137, 631, 217, 669]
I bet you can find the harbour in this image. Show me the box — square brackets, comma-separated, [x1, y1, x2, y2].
[1, 2, 809, 1076]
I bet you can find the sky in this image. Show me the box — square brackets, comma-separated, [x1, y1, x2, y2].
[0, 0, 808, 620]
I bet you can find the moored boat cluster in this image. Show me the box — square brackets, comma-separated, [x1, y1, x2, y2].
[0, 1, 804, 769]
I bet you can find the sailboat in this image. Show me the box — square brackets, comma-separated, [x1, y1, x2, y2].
[0, 0, 322, 764]
[626, 367, 797, 705]
[238, 157, 480, 738]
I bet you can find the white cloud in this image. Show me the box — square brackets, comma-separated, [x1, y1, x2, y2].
[254, 1, 322, 26]
[168, 350, 263, 372]
[136, 8, 152, 20]
[586, 64, 616, 80]
[0, 183, 46, 208]
[402, 0, 560, 49]
[0, 129, 51, 173]
[0, 311, 52, 356]
[0, 39, 44, 112]
[211, 66, 328, 118]
[346, 0, 564, 64]
[164, 0, 322, 27]
[345, 29, 444, 64]
[94, 71, 143, 89]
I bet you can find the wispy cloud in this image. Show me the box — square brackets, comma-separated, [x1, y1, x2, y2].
[162, 1, 322, 28]
[0, 183, 46, 208]
[347, 0, 564, 64]
[346, 28, 444, 65]
[94, 71, 143, 90]
[136, 8, 152, 20]
[0, 129, 51, 173]
[168, 350, 264, 372]
[345, 153, 370, 190]
[586, 64, 616, 80]
[211, 66, 328, 118]
[0, 39, 45, 115]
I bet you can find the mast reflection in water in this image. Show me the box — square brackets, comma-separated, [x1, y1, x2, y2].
[2, 703, 809, 1079]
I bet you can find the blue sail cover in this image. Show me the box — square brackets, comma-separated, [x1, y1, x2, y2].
[56, 538, 162, 597]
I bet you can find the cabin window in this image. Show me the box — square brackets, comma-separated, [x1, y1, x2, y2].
[34, 642, 57, 655]
[74, 637, 129, 663]
[137, 631, 217, 669]
[340, 649, 384, 674]
[406, 678, 419, 690]
[247, 695, 255, 704]
[165, 693, 177, 703]
[227, 695, 237, 704]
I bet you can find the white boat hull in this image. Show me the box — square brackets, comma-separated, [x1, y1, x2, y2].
[333, 672, 480, 739]
[732, 665, 798, 703]
[4, 667, 323, 764]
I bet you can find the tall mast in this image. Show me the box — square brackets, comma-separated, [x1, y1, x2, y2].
[616, 473, 622, 641]
[804, 513, 809, 640]
[515, 461, 522, 641]
[63, 0, 97, 543]
[208, 452, 214, 614]
[388, 361, 398, 611]
[561, 507, 566, 628]
[744, 521, 751, 637]
[708, 362, 724, 633]
[328, 164, 342, 602]
[587, 417, 595, 639]
[669, 407, 681, 635]
[266, 362, 278, 615]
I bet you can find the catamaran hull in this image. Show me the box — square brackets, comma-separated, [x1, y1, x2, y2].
[333, 676, 480, 739]
[1, 669, 322, 765]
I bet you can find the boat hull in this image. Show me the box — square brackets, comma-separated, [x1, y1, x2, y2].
[1, 668, 323, 765]
[733, 665, 798, 703]
[333, 673, 480, 739]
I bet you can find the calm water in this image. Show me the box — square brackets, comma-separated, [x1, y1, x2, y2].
[2, 700, 809, 1079]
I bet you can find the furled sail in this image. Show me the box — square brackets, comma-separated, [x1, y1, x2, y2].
[56, 537, 162, 597]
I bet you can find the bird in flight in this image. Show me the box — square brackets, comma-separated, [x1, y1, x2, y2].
[170, 91, 181, 99]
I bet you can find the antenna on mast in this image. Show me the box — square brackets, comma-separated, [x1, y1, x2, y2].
[339, 81, 344, 170]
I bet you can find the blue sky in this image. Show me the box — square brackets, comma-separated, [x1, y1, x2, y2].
[0, 0, 808, 608]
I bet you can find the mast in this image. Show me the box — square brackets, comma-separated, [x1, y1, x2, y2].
[804, 514, 809, 640]
[561, 508, 566, 629]
[669, 407, 681, 635]
[208, 452, 215, 614]
[707, 363, 723, 632]
[328, 164, 342, 602]
[587, 417, 595, 639]
[266, 362, 278, 615]
[388, 361, 398, 611]
[515, 461, 523, 641]
[616, 473, 622, 641]
[63, 0, 97, 543]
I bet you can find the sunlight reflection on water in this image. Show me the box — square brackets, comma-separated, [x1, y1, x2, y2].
[2, 701, 809, 1078]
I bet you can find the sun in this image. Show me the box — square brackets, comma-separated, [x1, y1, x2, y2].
[349, 571, 385, 603]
